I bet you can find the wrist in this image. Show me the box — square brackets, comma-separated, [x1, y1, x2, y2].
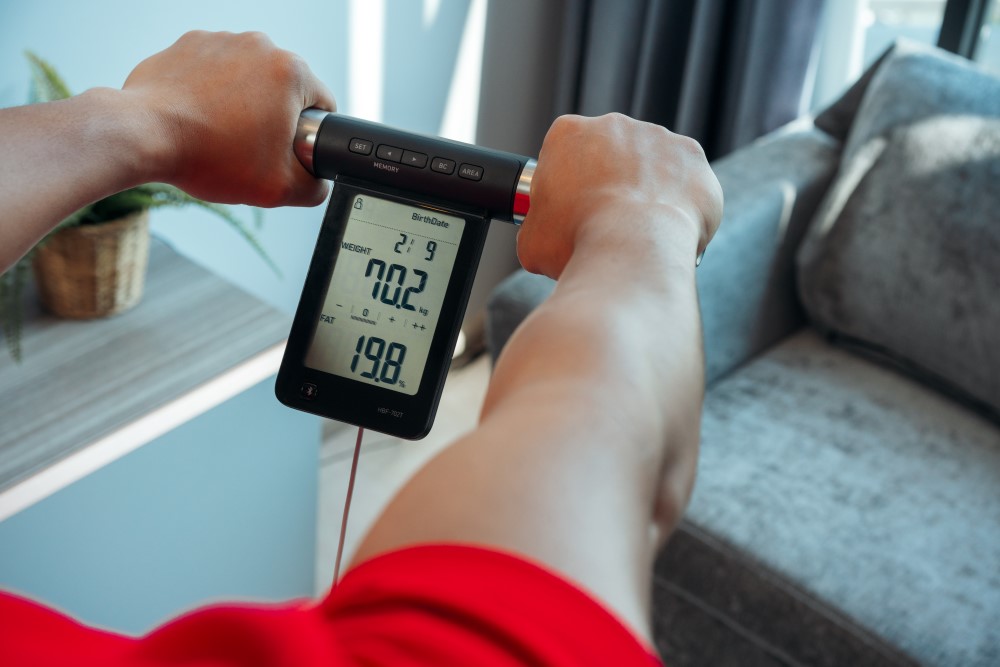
[573, 198, 703, 270]
[77, 87, 171, 189]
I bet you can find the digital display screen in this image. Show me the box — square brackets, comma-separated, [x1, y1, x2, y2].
[304, 193, 465, 395]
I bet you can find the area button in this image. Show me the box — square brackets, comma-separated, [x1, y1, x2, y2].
[458, 163, 484, 181]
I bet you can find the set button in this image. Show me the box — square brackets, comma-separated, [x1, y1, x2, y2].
[349, 138, 373, 155]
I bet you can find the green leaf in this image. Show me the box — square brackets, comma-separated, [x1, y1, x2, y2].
[83, 190, 157, 224]
[34, 206, 91, 251]
[139, 184, 282, 277]
[25, 51, 72, 103]
[0, 256, 30, 363]
[7, 54, 280, 363]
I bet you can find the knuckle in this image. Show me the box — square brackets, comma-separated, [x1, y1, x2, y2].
[258, 178, 293, 208]
[241, 30, 271, 46]
[604, 111, 629, 125]
[550, 114, 581, 136]
[543, 115, 579, 150]
[271, 50, 306, 83]
[175, 30, 210, 47]
[675, 134, 707, 161]
[597, 112, 628, 135]
[515, 229, 538, 269]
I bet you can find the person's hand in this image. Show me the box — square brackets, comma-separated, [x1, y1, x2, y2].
[121, 30, 335, 207]
[516, 113, 723, 279]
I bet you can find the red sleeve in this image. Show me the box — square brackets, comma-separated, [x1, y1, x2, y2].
[0, 543, 662, 667]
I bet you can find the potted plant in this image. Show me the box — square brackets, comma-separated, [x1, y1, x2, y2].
[0, 53, 278, 362]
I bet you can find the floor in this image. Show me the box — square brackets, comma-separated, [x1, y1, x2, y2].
[313, 353, 492, 594]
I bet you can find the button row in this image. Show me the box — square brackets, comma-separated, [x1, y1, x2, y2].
[349, 137, 483, 181]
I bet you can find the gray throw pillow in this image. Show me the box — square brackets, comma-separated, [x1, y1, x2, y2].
[797, 42, 1000, 417]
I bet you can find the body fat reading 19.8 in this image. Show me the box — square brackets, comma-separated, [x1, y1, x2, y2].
[276, 180, 489, 439]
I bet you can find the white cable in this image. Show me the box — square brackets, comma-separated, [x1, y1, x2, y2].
[333, 427, 364, 584]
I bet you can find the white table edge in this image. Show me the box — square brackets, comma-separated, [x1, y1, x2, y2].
[0, 341, 287, 523]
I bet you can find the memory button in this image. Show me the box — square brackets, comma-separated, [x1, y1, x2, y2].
[458, 163, 484, 181]
[376, 144, 403, 162]
[402, 150, 428, 168]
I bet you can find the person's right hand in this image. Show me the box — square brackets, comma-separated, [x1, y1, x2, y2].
[516, 113, 723, 280]
[120, 30, 335, 208]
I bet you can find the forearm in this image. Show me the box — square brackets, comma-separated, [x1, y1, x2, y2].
[352, 114, 720, 643]
[0, 31, 335, 275]
[482, 201, 704, 531]
[0, 89, 161, 272]
[354, 205, 704, 640]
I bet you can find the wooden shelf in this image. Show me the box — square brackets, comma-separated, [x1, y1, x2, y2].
[0, 239, 291, 516]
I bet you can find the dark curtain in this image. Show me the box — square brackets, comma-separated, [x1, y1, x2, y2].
[554, 0, 826, 160]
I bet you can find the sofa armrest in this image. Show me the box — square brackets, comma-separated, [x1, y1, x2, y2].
[697, 122, 840, 384]
[486, 122, 842, 385]
[485, 268, 555, 365]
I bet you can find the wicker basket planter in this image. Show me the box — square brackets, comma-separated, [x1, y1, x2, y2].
[32, 211, 150, 319]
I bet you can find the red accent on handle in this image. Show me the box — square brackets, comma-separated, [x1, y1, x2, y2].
[513, 192, 531, 218]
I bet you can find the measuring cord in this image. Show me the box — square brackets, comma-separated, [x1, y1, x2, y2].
[333, 426, 364, 583]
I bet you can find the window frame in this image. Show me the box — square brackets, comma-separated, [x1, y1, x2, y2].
[938, 0, 992, 56]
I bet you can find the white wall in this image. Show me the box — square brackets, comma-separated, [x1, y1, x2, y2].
[0, 0, 486, 314]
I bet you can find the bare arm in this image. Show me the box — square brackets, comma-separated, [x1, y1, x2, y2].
[0, 31, 335, 274]
[351, 114, 723, 642]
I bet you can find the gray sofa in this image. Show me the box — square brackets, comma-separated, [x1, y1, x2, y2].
[486, 43, 1000, 666]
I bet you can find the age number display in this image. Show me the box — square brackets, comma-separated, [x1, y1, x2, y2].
[304, 194, 464, 395]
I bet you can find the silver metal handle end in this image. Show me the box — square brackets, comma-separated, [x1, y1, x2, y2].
[294, 109, 330, 175]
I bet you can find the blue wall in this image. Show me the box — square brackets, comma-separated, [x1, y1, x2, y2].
[0, 379, 320, 635]
[0, 0, 481, 632]
[0, 0, 477, 313]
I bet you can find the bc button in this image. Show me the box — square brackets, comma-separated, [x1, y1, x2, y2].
[431, 157, 456, 174]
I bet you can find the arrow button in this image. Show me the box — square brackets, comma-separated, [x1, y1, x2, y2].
[402, 150, 428, 169]
[376, 144, 403, 162]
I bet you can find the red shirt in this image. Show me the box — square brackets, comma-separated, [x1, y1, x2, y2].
[0, 544, 662, 666]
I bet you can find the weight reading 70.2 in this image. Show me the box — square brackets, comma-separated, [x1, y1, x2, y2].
[365, 259, 427, 311]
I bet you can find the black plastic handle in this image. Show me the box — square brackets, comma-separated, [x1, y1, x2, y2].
[294, 110, 533, 224]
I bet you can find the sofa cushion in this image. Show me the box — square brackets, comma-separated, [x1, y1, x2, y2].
[796, 43, 1000, 418]
[653, 523, 919, 667]
[487, 124, 842, 386]
[660, 330, 1000, 666]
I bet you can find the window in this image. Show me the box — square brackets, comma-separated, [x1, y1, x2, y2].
[810, 0, 996, 110]
[863, 0, 948, 63]
[974, 0, 1000, 73]
[811, 0, 947, 109]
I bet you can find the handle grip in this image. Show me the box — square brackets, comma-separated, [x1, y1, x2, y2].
[294, 109, 533, 224]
